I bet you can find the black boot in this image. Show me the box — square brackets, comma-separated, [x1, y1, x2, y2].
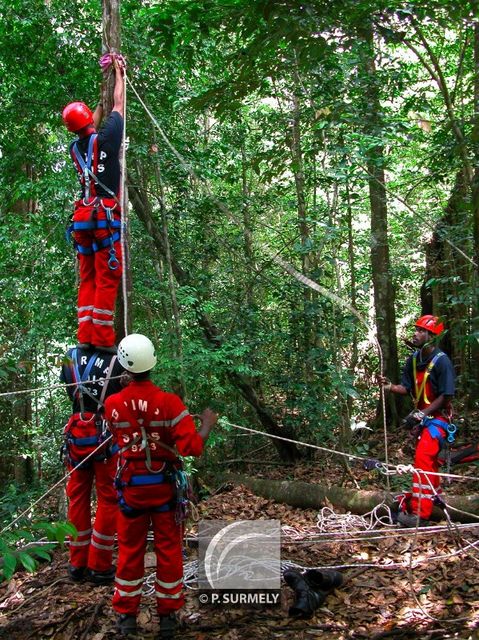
[284, 570, 327, 618]
[303, 568, 343, 591]
[117, 613, 137, 636]
[158, 613, 177, 639]
[86, 566, 116, 585]
[67, 564, 85, 582]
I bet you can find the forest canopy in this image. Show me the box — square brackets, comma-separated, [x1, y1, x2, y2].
[0, 0, 478, 482]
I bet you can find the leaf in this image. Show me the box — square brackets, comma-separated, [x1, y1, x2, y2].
[30, 546, 52, 561]
[2, 552, 17, 580]
[18, 551, 37, 573]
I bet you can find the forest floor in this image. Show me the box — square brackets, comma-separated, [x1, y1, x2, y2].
[1, 427, 479, 640]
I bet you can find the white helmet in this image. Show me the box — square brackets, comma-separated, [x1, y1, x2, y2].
[117, 334, 157, 373]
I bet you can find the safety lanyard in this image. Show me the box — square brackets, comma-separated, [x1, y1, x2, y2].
[412, 351, 443, 408]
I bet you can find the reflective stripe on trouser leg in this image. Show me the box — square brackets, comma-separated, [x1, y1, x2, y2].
[75, 231, 96, 344]
[113, 511, 150, 615]
[87, 457, 119, 572]
[410, 427, 444, 519]
[152, 511, 185, 615]
[66, 464, 94, 568]
[91, 230, 122, 347]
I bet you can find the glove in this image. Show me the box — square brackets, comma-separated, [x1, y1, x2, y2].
[402, 410, 425, 430]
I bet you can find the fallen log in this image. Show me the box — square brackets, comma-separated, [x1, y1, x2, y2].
[218, 474, 479, 523]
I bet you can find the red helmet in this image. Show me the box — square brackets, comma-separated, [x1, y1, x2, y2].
[62, 102, 93, 132]
[415, 315, 444, 335]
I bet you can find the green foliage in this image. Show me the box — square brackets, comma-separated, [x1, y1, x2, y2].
[0, 484, 76, 581]
[0, 0, 477, 495]
[0, 520, 76, 581]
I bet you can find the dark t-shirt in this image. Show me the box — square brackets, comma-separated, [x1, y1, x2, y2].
[60, 346, 124, 414]
[71, 110, 123, 199]
[401, 348, 455, 398]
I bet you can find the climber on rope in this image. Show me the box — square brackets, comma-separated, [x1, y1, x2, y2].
[103, 334, 218, 638]
[60, 344, 125, 584]
[378, 315, 455, 528]
[62, 52, 125, 352]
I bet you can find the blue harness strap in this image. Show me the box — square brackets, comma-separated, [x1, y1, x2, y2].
[67, 206, 121, 269]
[118, 497, 176, 518]
[71, 349, 99, 406]
[71, 135, 97, 200]
[72, 219, 121, 231]
[422, 416, 456, 445]
[129, 473, 169, 486]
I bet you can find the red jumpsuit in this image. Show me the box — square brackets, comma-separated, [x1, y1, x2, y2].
[69, 111, 123, 348]
[74, 198, 122, 347]
[66, 444, 118, 572]
[61, 347, 123, 572]
[104, 380, 204, 617]
[401, 349, 455, 519]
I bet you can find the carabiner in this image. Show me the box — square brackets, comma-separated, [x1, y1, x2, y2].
[108, 247, 120, 270]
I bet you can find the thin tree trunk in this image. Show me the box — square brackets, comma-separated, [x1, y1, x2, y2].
[469, 16, 479, 397]
[155, 160, 186, 400]
[360, 24, 400, 424]
[287, 78, 314, 382]
[128, 182, 302, 462]
[102, 0, 132, 341]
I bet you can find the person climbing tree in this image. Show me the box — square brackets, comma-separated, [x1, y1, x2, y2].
[378, 315, 456, 527]
[60, 344, 125, 583]
[62, 54, 125, 351]
[103, 333, 218, 638]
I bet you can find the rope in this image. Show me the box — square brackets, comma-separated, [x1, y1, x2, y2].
[271, 255, 390, 489]
[127, 78, 393, 487]
[0, 375, 124, 399]
[0, 435, 112, 535]
[220, 418, 479, 482]
[120, 67, 129, 338]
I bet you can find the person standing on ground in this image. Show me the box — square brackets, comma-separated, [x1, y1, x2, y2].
[61, 344, 124, 583]
[379, 315, 455, 527]
[104, 333, 218, 638]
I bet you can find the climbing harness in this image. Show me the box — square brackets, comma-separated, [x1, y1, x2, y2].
[114, 456, 192, 523]
[67, 129, 122, 270]
[69, 134, 119, 203]
[412, 350, 444, 408]
[61, 349, 117, 469]
[112, 403, 194, 522]
[66, 197, 122, 270]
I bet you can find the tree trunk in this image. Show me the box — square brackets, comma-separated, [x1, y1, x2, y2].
[128, 182, 302, 462]
[102, 0, 132, 341]
[101, 0, 121, 114]
[360, 24, 400, 424]
[219, 473, 479, 524]
[287, 83, 314, 381]
[422, 170, 470, 390]
[469, 16, 479, 397]
[155, 159, 186, 401]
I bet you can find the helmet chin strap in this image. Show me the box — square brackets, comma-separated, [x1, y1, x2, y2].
[77, 125, 96, 138]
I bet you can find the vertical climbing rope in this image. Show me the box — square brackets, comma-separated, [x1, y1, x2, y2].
[120, 65, 129, 338]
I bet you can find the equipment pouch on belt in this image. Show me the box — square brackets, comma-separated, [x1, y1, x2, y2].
[63, 413, 109, 467]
